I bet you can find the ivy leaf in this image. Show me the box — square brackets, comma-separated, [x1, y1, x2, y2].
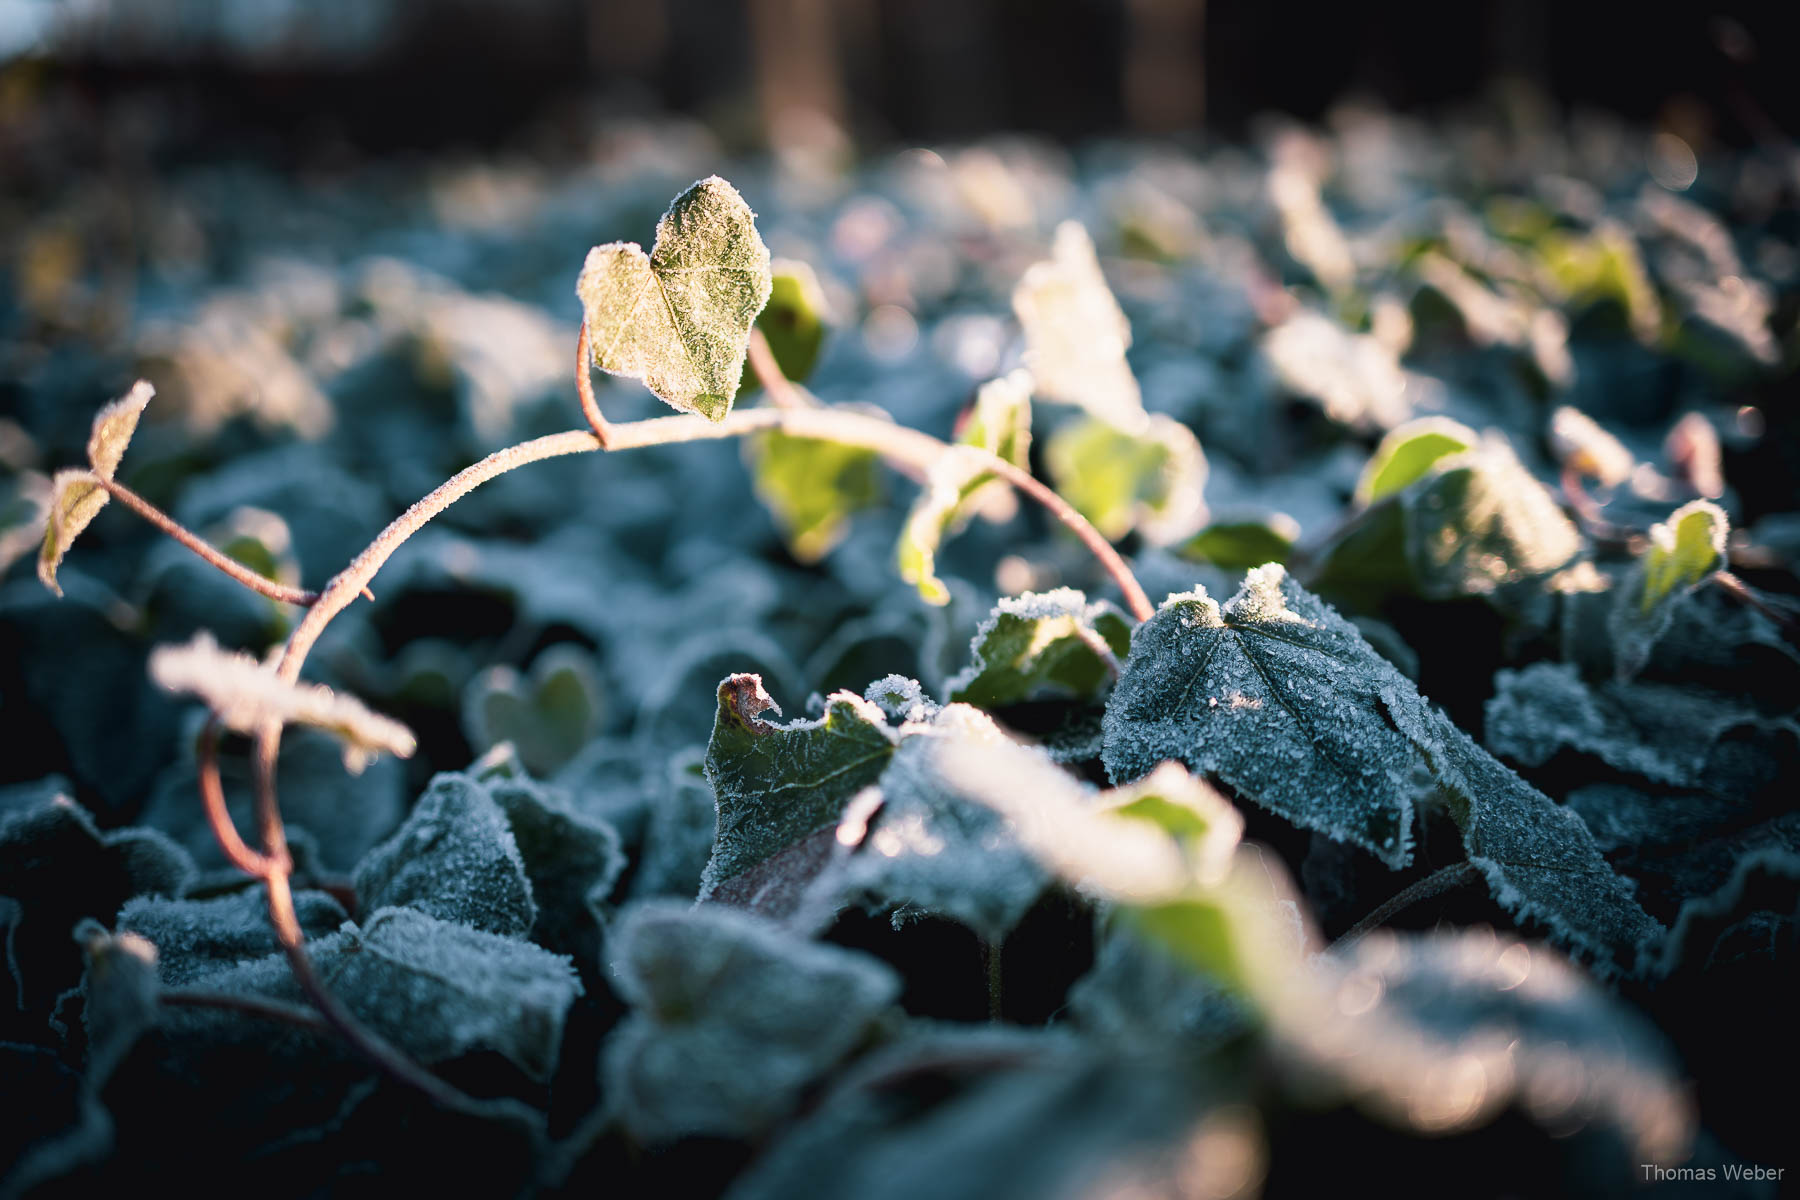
[895, 372, 1036, 605]
[700, 675, 897, 909]
[487, 774, 624, 959]
[1043, 414, 1208, 545]
[747, 426, 884, 564]
[37, 469, 109, 598]
[150, 632, 416, 774]
[1609, 500, 1729, 679]
[1102, 567, 1662, 971]
[739, 259, 829, 394]
[804, 704, 1054, 942]
[36, 382, 157, 597]
[352, 773, 537, 939]
[945, 588, 1131, 709]
[1549, 405, 1634, 487]
[462, 644, 604, 777]
[174, 906, 582, 1082]
[576, 176, 773, 421]
[1178, 514, 1300, 570]
[1312, 424, 1581, 610]
[604, 900, 901, 1142]
[118, 886, 348, 986]
[1012, 221, 1143, 428]
[1353, 416, 1477, 506]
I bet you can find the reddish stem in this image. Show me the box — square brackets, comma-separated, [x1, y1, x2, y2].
[97, 476, 318, 606]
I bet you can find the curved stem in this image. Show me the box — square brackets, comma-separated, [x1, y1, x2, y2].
[161, 987, 332, 1036]
[746, 327, 809, 411]
[574, 322, 612, 448]
[1713, 570, 1800, 637]
[196, 719, 281, 877]
[1331, 861, 1480, 952]
[97, 476, 318, 606]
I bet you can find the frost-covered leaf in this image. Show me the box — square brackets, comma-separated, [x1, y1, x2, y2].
[487, 774, 624, 957]
[1044, 413, 1207, 545]
[462, 644, 603, 777]
[576, 176, 773, 421]
[739, 259, 828, 393]
[1549, 405, 1633, 487]
[1657, 847, 1800, 976]
[36, 468, 108, 598]
[1103, 567, 1661, 970]
[1178, 514, 1300, 569]
[1012, 222, 1143, 427]
[804, 705, 1053, 941]
[895, 377, 1037, 605]
[1304, 930, 1691, 1162]
[117, 886, 347, 986]
[722, 1035, 1236, 1200]
[352, 773, 536, 938]
[176, 906, 581, 1081]
[945, 588, 1130, 709]
[629, 748, 718, 902]
[747, 428, 883, 563]
[1485, 661, 1785, 790]
[4, 924, 161, 1200]
[0, 796, 193, 1008]
[1609, 500, 1729, 679]
[85, 380, 154, 481]
[1353, 417, 1477, 506]
[150, 632, 415, 773]
[701, 675, 897, 906]
[1537, 220, 1661, 341]
[1313, 425, 1581, 608]
[604, 901, 901, 1142]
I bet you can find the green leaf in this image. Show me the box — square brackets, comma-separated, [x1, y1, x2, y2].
[945, 588, 1130, 709]
[1609, 500, 1729, 679]
[894, 372, 1036, 605]
[1536, 220, 1661, 341]
[1044, 413, 1207, 545]
[1353, 416, 1476, 506]
[604, 900, 901, 1142]
[1102, 566, 1662, 971]
[1314, 425, 1581, 609]
[462, 644, 604, 777]
[352, 773, 537, 938]
[700, 675, 898, 907]
[576, 176, 773, 421]
[1012, 221, 1143, 427]
[747, 427, 883, 563]
[1178, 515, 1301, 569]
[37, 468, 108, 598]
[173, 906, 582, 1082]
[739, 259, 829, 394]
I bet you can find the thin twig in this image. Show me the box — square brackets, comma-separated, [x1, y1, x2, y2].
[97, 476, 318, 606]
[1331, 861, 1481, 952]
[981, 938, 1003, 1022]
[160, 987, 332, 1036]
[196, 718, 281, 877]
[746, 327, 810, 411]
[1713, 570, 1800, 637]
[574, 323, 612, 448]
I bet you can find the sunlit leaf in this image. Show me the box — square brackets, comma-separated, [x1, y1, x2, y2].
[576, 176, 773, 421]
[86, 380, 154, 481]
[1178, 515, 1301, 569]
[1102, 567, 1662, 970]
[1012, 222, 1143, 428]
[1044, 413, 1207, 545]
[747, 426, 883, 563]
[1609, 500, 1729, 678]
[945, 588, 1130, 709]
[37, 468, 108, 598]
[701, 675, 897, 908]
[1353, 417, 1476, 506]
[150, 632, 416, 774]
[1549, 405, 1633, 487]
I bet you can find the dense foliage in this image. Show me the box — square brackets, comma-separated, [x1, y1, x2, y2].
[2, 109, 1797, 1197]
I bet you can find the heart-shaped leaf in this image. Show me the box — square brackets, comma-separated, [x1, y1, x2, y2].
[576, 176, 773, 421]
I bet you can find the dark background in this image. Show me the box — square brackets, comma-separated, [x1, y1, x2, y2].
[3, 0, 1795, 172]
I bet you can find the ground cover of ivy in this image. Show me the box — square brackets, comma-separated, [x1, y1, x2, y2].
[2, 108, 1798, 1197]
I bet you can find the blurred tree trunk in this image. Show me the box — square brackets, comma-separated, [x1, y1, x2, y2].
[1125, 0, 1205, 132]
[748, 0, 849, 150]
